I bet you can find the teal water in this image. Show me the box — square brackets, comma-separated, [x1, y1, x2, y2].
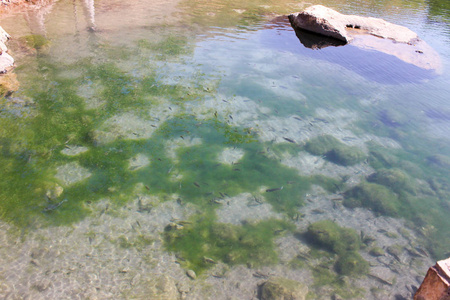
[0, 0, 449, 298]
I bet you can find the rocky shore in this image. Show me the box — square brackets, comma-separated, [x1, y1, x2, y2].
[0, 25, 18, 96]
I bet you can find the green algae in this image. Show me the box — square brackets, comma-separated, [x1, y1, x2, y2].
[369, 247, 385, 257]
[305, 135, 341, 156]
[310, 263, 365, 299]
[138, 35, 191, 59]
[306, 220, 361, 254]
[164, 214, 294, 273]
[305, 219, 369, 283]
[0, 1, 449, 276]
[334, 251, 369, 276]
[310, 175, 345, 193]
[367, 168, 416, 195]
[343, 182, 400, 216]
[305, 135, 365, 166]
[21, 34, 50, 50]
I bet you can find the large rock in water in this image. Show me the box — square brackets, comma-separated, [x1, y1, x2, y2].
[288, 5, 418, 44]
[260, 277, 308, 300]
[288, 5, 441, 72]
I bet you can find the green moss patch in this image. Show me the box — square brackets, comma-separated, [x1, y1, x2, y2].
[367, 168, 415, 194]
[21, 34, 50, 50]
[164, 215, 294, 273]
[343, 182, 400, 216]
[306, 220, 361, 254]
[305, 135, 365, 166]
[310, 263, 365, 298]
[306, 220, 368, 278]
[334, 251, 369, 276]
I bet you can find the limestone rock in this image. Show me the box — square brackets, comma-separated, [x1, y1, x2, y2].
[288, 5, 418, 44]
[260, 277, 308, 300]
[288, 5, 441, 72]
[0, 42, 7, 55]
[0, 52, 14, 74]
[0, 26, 10, 44]
[0, 27, 12, 72]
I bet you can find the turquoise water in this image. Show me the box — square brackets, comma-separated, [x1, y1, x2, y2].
[0, 0, 449, 298]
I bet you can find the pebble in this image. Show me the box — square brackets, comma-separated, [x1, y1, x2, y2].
[186, 269, 196, 280]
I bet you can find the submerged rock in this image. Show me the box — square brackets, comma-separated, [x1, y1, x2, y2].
[304, 135, 365, 166]
[344, 182, 400, 216]
[260, 277, 308, 300]
[0, 72, 19, 96]
[306, 220, 361, 254]
[186, 269, 196, 280]
[127, 275, 179, 300]
[369, 247, 385, 257]
[45, 184, 64, 200]
[55, 162, 92, 186]
[335, 251, 369, 276]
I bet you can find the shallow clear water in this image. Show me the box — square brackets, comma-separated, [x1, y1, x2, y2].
[0, 0, 449, 298]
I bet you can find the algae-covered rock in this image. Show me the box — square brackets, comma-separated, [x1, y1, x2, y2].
[304, 135, 365, 166]
[306, 220, 361, 254]
[367, 168, 415, 194]
[368, 149, 398, 169]
[260, 277, 308, 300]
[327, 144, 365, 166]
[334, 252, 369, 276]
[427, 154, 450, 169]
[305, 135, 340, 156]
[343, 182, 400, 216]
[369, 247, 385, 257]
[386, 244, 404, 259]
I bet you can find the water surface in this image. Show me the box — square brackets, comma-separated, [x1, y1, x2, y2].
[0, 0, 449, 298]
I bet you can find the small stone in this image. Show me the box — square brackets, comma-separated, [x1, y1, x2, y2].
[186, 270, 196, 280]
[369, 247, 385, 257]
[177, 281, 190, 300]
[45, 184, 64, 200]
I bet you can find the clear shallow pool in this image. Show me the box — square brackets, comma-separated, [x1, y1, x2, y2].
[0, 0, 449, 298]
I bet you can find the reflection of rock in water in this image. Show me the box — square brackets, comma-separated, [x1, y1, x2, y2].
[293, 28, 346, 50]
[261, 23, 439, 84]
